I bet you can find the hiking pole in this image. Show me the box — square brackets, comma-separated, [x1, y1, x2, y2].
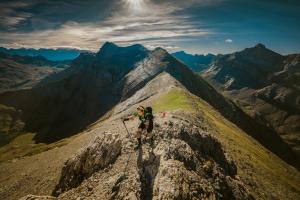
[121, 119, 135, 177]
[122, 120, 133, 140]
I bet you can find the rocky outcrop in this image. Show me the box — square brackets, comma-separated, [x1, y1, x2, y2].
[143, 118, 253, 200]
[19, 195, 56, 200]
[47, 114, 253, 199]
[52, 132, 122, 196]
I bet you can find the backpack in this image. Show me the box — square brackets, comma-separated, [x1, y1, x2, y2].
[144, 106, 154, 133]
[145, 106, 153, 116]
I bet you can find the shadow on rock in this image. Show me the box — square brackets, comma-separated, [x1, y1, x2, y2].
[137, 143, 160, 200]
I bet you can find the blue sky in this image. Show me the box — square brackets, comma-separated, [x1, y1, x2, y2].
[0, 0, 299, 55]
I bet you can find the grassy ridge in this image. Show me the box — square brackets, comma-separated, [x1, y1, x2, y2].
[0, 104, 25, 146]
[152, 88, 300, 199]
[152, 88, 193, 112]
[0, 103, 72, 162]
[0, 132, 72, 163]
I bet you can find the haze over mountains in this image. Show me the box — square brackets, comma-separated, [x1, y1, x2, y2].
[171, 51, 217, 72]
[0, 47, 83, 61]
[0, 42, 300, 200]
[0, 52, 69, 94]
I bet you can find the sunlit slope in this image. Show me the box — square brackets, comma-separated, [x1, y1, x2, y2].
[150, 87, 300, 200]
[0, 73, 299, 200]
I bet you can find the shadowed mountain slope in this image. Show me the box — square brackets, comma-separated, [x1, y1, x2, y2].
[0, 42, 148, 143]
[172, 51, 216, 72]
[202, 43, 285, 90]
[0, 42, 298, 169]
[202, 44, 300, 157]
[0, 47, 82, 61]
[1, 72, 299, 200]
[0, 52, 68, 94]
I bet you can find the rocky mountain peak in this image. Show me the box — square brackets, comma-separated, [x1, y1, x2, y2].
[173, 51, 187, 56]
[152, 47, 169, 57]
[254, 43, 266, 49]
[97, 42, 147, 57]
[71, 51, 96, 68]
[97, 42, 119, 56]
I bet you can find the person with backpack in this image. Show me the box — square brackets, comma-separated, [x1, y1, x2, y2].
[122, 105, 154, 149]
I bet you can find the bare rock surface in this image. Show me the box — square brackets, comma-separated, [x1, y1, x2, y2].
[53, 132, 122, 196]
[19, 195, 57, 200]
[33, 112, 255, 200]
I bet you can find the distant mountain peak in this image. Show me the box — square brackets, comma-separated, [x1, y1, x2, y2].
[171, 50, 217, 72]
[97, 42, 146, 57]
[153, 47, 167, 52]
[152, 47, 169, 58]
[174, 51, 187, 55]
[98, 42, 119, 53]
[254, 43, 266, 49]
[241, 43, 282, 58]
[0, 47, 82, 61]
[102, 41, 118, 48]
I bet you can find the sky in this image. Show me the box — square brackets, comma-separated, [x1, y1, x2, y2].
[0, 0, 299, 55]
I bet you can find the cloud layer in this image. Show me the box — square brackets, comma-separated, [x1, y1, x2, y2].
[0, 0, 299, 54]
[0, 0, 221, 51]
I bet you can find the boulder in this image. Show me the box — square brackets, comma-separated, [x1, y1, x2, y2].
[52, 132, 122, 196]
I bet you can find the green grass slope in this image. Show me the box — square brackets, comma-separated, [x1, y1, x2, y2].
[151, 88, 300, 200]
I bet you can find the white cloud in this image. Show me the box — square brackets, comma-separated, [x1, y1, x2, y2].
[0, 1, 33, 27]
[0, 0, 221, 51]
[225, 38, 233, 43]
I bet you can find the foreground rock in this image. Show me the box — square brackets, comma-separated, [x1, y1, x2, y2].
[19, 195, 56, 200]
[52, 132, 122, 196]
[140, 116, 253, 200]
[22, 113, 254, 199]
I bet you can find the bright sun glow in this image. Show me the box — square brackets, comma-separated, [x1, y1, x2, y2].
[125, 0, 145, 13]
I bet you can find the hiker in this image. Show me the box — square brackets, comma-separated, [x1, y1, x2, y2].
[122, 106, 154, 149]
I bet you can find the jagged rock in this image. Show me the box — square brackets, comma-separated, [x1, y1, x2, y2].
[52, 132, 122, 196]
[49, 114, 253, 200]
[141, 120, 254, 200]
[19, 195, 56, 200]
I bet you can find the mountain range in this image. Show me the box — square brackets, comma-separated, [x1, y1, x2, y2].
[171, 51, 217, 72]
[0, 52, 70, 94]
[201, 43, 300, 157]
[0, 47, 85, 61]
[0, 42, 299, 200]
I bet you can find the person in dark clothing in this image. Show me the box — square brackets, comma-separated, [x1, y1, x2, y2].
[123, 105, 154, 149]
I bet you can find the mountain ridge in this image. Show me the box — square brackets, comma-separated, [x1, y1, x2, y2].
[172, 51, 216, 72]
[200, 44, 300, 158]
[1, 72, 299, 200]
[0, 47, 85, 61]
[0, 42, 298, 168]
[0, 42, 300, 200]
[0, 52, 68, 94]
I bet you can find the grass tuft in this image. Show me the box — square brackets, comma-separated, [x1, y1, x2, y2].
[152, 88, 193, 112]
